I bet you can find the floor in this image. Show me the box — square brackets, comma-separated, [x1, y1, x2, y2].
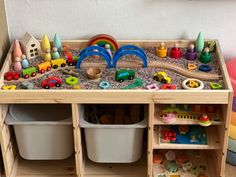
[226, 164, 236, 177]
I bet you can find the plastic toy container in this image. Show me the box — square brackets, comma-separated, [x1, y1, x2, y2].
[5, 104, 73, 160]
[80, 105, 147, 163]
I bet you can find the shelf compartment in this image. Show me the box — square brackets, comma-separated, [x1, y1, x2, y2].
[14, 155, 76, 177]
[154, 104, 224, 125]
[153, 126, 220, 150]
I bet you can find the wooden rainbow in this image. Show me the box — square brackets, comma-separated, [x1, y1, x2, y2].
[88, 34, 119, 51]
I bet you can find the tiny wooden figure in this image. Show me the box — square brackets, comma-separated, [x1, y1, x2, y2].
[43, 49, 52, 61]
[41, 34, 51, 52]
[170, 43, 181, 59]
[21, 55, 30, 69]
[156, 42, 167, 58]
[13, 57, 22, 71]
[21, 32, 41, 59]
[105, 44, 113, 58]
[199, 47, 212, 64]
[51, 47, 60, 59]
[53, 33, 62, 51]
[186, 44, 197, 60]
[196, 32, 204, 52]
[13, 39, 23, 59]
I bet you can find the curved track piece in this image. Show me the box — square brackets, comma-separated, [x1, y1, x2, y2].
[77, 46, 112, 68]
[113, 45, 148, 68]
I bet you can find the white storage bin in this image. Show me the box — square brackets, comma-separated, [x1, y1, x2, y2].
[5, 104, 73, 160]
[80, 105, 147, 163]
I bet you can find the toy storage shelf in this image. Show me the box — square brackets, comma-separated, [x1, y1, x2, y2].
[0, 40, 233, 177]
[153, 126, 220, 149]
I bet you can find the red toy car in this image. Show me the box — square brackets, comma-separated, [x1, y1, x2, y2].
[41, 76, 62, 89]
[4, 71, 20, 81]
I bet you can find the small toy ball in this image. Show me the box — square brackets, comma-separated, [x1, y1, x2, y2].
[198, 114, 212, 126]
[153, 153, 163, 164]
[161, 113, 176, 123]
[99, 81, 110, 89]
[66, 76, 79, 86]
[165, 150, 176, 161]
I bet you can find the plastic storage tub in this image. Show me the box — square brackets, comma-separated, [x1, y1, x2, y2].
[5, 104, 73, 160]
[80, 105, 147, 163]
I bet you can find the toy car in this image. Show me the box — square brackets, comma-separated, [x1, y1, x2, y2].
[41, 76, 62, 89]
[115, 69, 135, 82]
[153, 71, 171, 83]
[4, 71, 20, 81]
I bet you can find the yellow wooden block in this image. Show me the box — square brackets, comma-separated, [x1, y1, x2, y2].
[231, 111, 236, 126]
[187, 63, 197, 70]
[2, 85, 16, 90]
[229, 123, 236, 139]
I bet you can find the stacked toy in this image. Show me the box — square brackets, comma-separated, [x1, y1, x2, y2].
[226, 59, 236, 165]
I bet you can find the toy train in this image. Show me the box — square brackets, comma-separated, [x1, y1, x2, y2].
[5, 56, 78, 81]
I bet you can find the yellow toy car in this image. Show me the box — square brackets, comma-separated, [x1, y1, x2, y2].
[153, 71, 171, 84]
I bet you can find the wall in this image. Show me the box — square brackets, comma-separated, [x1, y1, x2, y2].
[5, 0, 236, 60]
[0, 0, 9, 68]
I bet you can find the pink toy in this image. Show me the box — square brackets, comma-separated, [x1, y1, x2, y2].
[226, 58, 236, 96]
[161, 113, 176, 123]
[13, 57, 22, 71]
[13, 39, 23, 59]
[146, 84, 159, 90]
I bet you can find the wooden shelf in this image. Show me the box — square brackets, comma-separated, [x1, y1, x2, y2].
[84, 155, 147, 177]
[15, 156, 76, 177]
[153, 126, 220, 150]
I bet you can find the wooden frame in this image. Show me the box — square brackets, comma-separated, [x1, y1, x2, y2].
[0, 40, 233, 177]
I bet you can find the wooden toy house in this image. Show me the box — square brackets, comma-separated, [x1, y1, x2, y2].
[20, 32, 41, 59]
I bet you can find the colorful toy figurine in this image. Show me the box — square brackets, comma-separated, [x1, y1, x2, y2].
[41, 34, 51, 52]
[41, 76, 62, 89]
[156, 42, 167, 58]
[186, 44, 197, 60]
[199, 47, 212, 64]
[13, 57, 22, 71]
[170, 43, 182, 59]
[153, 71, 171, 84]
[122, 78, 143, 89]
[21, 32, 41, 59]
[196, 32, 204, 52]
[43, 49, 52, 61]
[21, 55, 30, 69]
[198, 114, 212, 126]
[13, 39, 23, 60]
[53, 33, 62, 51]
[51, 47, 60, 59]
[105, 44, 113, 58]
[161, 113, 176, 123]
[115, 69, 135, 82]
[86, 67, 102, 80]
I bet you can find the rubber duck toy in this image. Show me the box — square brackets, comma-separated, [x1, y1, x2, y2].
[198, 114, 212, 126]
[21, 54, 30, 69]
[156, 42, 167, 58]
[186, 44, 197, 60]
[170, 43, 182, 59]
[51, 47, 60, 59]
[43, 49, 52, 61]
[199, 47, 212, 64]
[13, 57, 22, 71]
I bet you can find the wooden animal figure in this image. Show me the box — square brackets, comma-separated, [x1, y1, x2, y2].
[156, 42, 167, 58]
[43, 49, 52, 61]
[105, 44, 112, 58]
[21, 55, 30, 69]
[196, 32, 204, 52]
[42, 34, 51, 52]
[53, 33, 62, 51]
[13, 39, 23, 59]
[186, 44, 197, 60]
[51, 47, 60, 59]
[170, 43, 181, 59]
[13, 57, 22, 71]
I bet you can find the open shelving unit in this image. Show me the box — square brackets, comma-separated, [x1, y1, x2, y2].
[0, 40, 233, 177]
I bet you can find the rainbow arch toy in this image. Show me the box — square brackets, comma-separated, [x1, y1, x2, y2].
[88, 34, 119, 51]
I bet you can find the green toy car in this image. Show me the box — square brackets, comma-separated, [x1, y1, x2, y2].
[115, 69, 135, 82]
